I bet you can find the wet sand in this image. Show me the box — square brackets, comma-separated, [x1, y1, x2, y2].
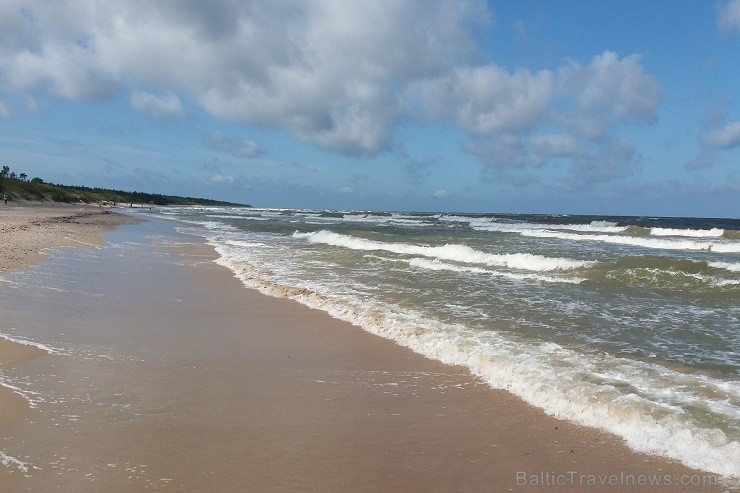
[0, 203, 140, 488]
[0, 207, 732, 491]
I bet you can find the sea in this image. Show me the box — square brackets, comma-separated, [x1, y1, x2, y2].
[158, 206, 740, 480]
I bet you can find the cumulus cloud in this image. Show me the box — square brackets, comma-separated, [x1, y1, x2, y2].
[530, 133, 578, 157]
[205, 130, 266, 159]
[718, 0, 740, 32]
[130, 90, 185, 118]
[412, 65, 553, 135]
[0, 0, 486, 155]
[687, 115, 740, 171]
[702, 121, 740, 149]
[411, 51, 659, 183]
[210, 174, 235, 184]
[464, 133, 530, 168]
[557, 52, 660, 145]
[0, 1, 660, 184]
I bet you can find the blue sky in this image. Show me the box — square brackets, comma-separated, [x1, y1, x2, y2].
[0, 0, 738, 216]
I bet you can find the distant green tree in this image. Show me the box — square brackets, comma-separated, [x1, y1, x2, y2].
[1, 166, 8, 179]
[19, 172, 27, 181]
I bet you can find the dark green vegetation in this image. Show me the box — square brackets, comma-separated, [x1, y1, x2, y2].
[0, 166, 249, 206]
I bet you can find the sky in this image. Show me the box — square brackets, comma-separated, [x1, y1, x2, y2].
[0, 0, 739, 217]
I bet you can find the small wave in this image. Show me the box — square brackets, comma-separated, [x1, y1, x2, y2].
[224, 240, 267, 249]
[520, 229, 740, 253]
[204, 214, 251, 220]
[177, 219, 241, 231]
[0, 374, 45, 408]
[407, 258, 586, 284]
[604, 257, 739, 288]
[329, 213, 432, 228]
[293, 230, 594, 272]
[440, 216, 628, 234]
[0, 333, 64, 355]
[710, 261, 740, 273]
[651, 227, 725, 238]
[607, 268, 740, 291]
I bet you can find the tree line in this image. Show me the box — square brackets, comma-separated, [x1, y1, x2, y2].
[0, 166, 248, 207]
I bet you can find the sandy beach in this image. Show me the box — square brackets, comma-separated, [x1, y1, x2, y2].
[0, 202, 141, 273]
[0, 204, 731, 492]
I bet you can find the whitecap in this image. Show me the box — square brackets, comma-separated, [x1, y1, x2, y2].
[293, 230, 595, 272]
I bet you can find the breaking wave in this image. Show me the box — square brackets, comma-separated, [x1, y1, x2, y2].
[292, 230, 595, 272]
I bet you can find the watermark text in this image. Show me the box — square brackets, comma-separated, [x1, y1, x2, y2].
[516, 470, 721, 488]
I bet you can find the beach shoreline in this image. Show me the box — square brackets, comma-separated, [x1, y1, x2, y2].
[0, 203, 141, 488]
[0, 205, 733, 491]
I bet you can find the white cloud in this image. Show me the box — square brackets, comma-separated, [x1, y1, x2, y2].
[130, 90, 185, 118]
[5, 42, 118, 101]
[0, 0, 486, 155]
[413, 65, 553, 135]
[531, 133, 578, 157]
[433, 189, 449, 198]
[703, 121, 740, 149]
[0, 100, 10, 118]
[718, 0, 740, 32]
[205, 130, 266, 158]
[464, 133, 529, 168]
[558, 52, 660, 139]
[412, 51, 659, 182]
[0, 2, 660, 184]
[210, 174, 235, 184]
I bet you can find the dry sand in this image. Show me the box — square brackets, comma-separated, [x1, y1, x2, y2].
[0, 204, 731, 492]
[0, 201, 140, 273]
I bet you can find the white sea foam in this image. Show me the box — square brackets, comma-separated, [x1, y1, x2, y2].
[176, 219, 241, 231]
[0, 451, 30, 473]
[209, 246, 740, 479]
[407, 258, 586, 284]
[439, 216, 740, 252]
[0, 333, 61, 408]
[520, 229, 740, 253]
[224, 240, 267, 249]
[0, 333, 64, 355]
[0, 374, 45, 408]
[709, 261, 740, 273]
[651, 227, 725, 237]
[616, 268, 740, 289]
[327, 213, 431, 228]
[293, 230, 595, 272]
[439, 216, 628, 234]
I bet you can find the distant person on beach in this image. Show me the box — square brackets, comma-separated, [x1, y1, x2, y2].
[3, 193, 7, 205]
